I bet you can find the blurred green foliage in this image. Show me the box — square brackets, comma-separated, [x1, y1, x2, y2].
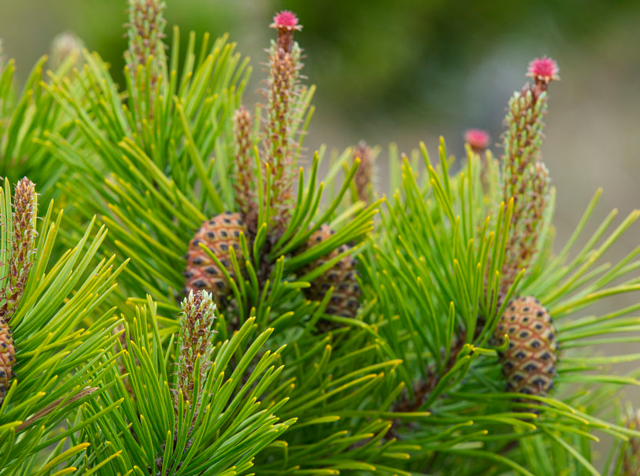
[1, 0, 640, 128]
[281, 0, 640, 121]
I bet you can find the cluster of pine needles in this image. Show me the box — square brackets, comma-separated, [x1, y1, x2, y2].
[1, 1, 640, 475]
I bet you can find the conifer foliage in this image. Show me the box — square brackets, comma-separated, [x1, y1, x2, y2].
[362, 58, 640, 475]
[42, 1, 393, 473]
[0, 43, 77, 194]
[0, 179, 125, 474]
[73, 293, 293, 475]
[2, 1, 640, 475]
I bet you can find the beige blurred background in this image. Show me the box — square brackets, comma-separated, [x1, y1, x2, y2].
[2, 0, 640, 463]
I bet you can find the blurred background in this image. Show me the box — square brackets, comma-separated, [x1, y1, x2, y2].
[1, 0, 640, 215]
[2, 0, 640, 460]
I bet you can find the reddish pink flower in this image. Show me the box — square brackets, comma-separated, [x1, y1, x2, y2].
[527, 56, 560, 83]
[270, 10, 302, 53]
[271, 11, 301, 30]
[464, 129, 490, 152]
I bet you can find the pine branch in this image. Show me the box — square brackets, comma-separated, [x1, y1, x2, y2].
[0, 179, 126, 473]
[79, 297, 293, 475]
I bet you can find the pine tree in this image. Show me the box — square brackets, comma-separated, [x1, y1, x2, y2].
[1, 1, 639, 475]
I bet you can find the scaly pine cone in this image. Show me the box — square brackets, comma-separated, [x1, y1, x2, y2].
[494, 296, 558, 397]
[0, 318, 15, 403]
[300, 225, 361, 321]
[184, 212, 247, 306]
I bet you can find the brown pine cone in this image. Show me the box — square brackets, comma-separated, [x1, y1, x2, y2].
[184, 212, 247, 306]
[494, 296, 558, 397]
[300, 225, 361, 320]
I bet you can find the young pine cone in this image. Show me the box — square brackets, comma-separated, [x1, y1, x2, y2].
[300, 225, 361, 319]
[494, 296, 558, 397]
[0, 318, 15, 402]
[184, 212, 247, 306]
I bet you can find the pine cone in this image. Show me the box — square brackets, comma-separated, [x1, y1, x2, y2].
[300, 225, 361, 320]
[184, 212, 247, 306]
[0, 318, 15, 402]
[494, 296, 558, 397]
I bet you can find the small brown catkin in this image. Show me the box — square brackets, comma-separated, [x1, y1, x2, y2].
[184, 212, 247, 306]
[352, 141, 376, 205]
[233, 106, 258, 234]
[494, 296, 558, 398]
[154, 291, 217, 473]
